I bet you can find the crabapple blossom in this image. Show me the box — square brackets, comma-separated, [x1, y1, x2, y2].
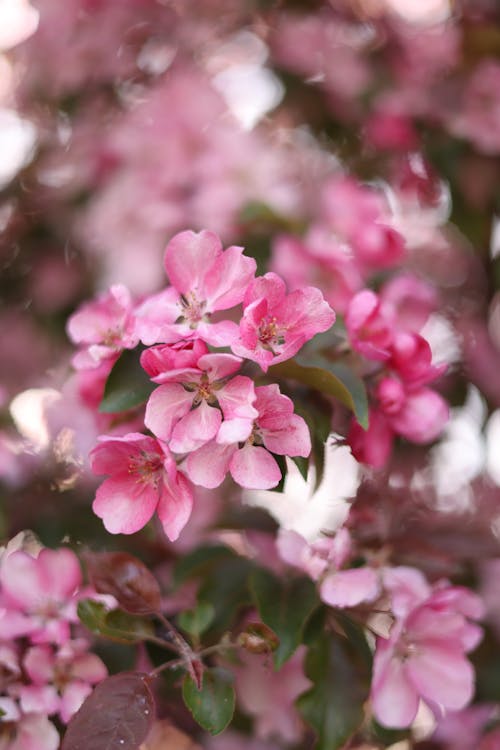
[143, 348, 257, 452]
[66, 284, 138, 370]
[277, 527, 380, 609]
[231, 272, 335, 372]
[90, 432, 193, 540]
[134, 230, 256, 347]
[345, 289, 393, 362]
[185, 384, 311, 490]
[0, 547, 82, 644]
[371, 567, 484, 728]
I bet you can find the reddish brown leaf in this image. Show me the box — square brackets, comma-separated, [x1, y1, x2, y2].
[85, 551, 161, 615]
[62, 672, 155, 750]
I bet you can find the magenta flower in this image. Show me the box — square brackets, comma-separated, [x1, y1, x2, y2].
[232, 273, 335, 372]
[66, 284, 138, 369]
[144, 350, 257, 453]
[185, 384, 311, 490]
[134, 230, 256, 347]
[90, 432, 193, 541]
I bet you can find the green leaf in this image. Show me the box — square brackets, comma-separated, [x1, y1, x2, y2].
[178, 602, 215, 640]
[250, 569, 318, 668]
[99, 348, 154, 414]
[269, 357, 369, 429]
[182, 668, 235, 735]
[292, 455, 309, 481]
[199, 557, 253, 636]
[77, 599, 155, 643]
[297, 631, 371, 750]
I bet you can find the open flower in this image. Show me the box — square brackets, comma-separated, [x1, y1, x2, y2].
[90, 432, 193, 540]
[134, 230, 256, 347]
[232, 272, 335, 372]
[184, 384, 311, 490]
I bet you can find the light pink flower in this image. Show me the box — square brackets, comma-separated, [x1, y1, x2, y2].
[371, 568, 484, 729]
[21, 640, 107, 723]
[0, 712, 59, 750]
[0, 548, 82, 644]
[379, 273, 438, 332]
[91, 432, 193, 541]
[185, 384, 311, 490]
[234, 646, 311, 743]
[67, 284, 138, 370]
[232, 273, 335, 372]
[144, 350, 257, 452]
[134, 230, 256, 347]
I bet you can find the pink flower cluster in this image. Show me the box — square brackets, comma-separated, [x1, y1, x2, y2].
[346, 284, 449, 467]
[372, 567, 484, 729]
[0, 538, 107, 750]
[68, 230, 335, 541]
[276, 526, 484, 730]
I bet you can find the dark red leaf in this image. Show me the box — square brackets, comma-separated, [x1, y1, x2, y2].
[85, 551, 161, 615]
[62, 672, 155, 750]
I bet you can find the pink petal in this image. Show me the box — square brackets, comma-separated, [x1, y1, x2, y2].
[260, 413, 311, 458]
[92, 475, 158, 534]
[19, 684, 60, 716]
[196, 319, 240, 347]
[164, 230, 222, 294]
[320, 568, 380, 608]
[185, 441, 236, 488]
[71, 652, 108, 684]
[198, 353, 242, 381]
[60, 682, 93, 723]
[144, 384, 193, 442]
[169, 401, 222, 453]
[0, 551, 45, 611]
[37, 548, 82, 600]
[133, 287, 181, 346]
[90, 433, 158, 476]
[216, 417, 253, 444]
[389, 389, 449, 444]
[15, 714, 60, 750]
[243, 273, 287, 309]
[217, 376, 258, 421]
[203, 245, 256, 311]
[24, 646, 54, 683]
[407, 643, 474, 711]
[157, 471, 194, 541]
[230, 445, 281, 489]
[371, 641, 419, 728]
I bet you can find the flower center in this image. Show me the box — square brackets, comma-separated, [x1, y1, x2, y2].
[179, 292, 206, 328]
[129, 452, 163, 486]
[258, 317, 285, 351]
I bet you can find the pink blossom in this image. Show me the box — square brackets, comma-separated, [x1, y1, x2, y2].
[351, 222, 406, 270]
[389, 332, 446, 388]
[379, 273, 438, 333]
[371, 568, 484, 729]
[21, 640, 107, 723]
[67, 284, 138, 370]
[185, 384, 311, 490]
[135, 230, 256, 347]
[347, 408, 394, 469]
[144, 349, 257, 452]
[0, 548, 82, 644]
[345, 289, 393, 361]
[233, 646, 311, 743]
[232, 273, 335, 372]
[90, 432, 193, 541]
[0, 712, 59, 750]
[277, 528, 380, 608]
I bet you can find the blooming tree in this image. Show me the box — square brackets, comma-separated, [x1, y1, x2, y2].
[1, 1, 500, 749]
